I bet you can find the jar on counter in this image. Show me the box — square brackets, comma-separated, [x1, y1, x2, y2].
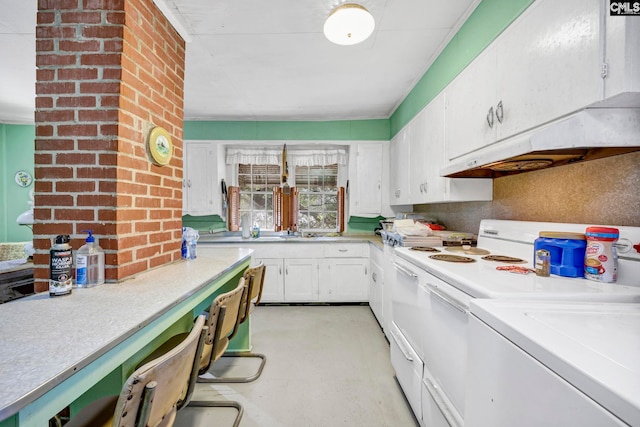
[584, 227, 619, 283]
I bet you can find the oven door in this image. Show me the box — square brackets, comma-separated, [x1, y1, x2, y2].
[422, 272, 472, 424]
[389, 321, 423, 424]
[392, 256, 427, 359]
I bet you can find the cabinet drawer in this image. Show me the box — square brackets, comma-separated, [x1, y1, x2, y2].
[323, 243, 366, 258]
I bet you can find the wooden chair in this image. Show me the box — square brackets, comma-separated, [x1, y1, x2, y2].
[65, 315, 207, 427]
[199, 263, 267, 383]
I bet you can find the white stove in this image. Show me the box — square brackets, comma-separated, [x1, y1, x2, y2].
[395, 219, 640, 301]
[388, 220, 640, 427]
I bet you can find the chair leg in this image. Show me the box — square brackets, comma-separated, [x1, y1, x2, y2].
[185, 400, 244, 427]
[198, 352, 266, 383]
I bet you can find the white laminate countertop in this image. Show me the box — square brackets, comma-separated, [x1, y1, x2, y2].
[0, 247, 252, 422]
[199, 233, 383, 249]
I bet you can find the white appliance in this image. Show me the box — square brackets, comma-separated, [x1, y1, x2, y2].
[466, 300, 639, 427]
[390, 220, 640, 427]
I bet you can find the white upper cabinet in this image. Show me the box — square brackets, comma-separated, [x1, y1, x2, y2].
[445, 0, 606, 165]
[414, 93, 492, 204]
[349, 142, 383, 216]
[183, 141, 219, 215]
[494, 0, 602, 141]
[603, 11, 640, 104]
[445, 45, 498, 163]
[389, 126, 411, 205]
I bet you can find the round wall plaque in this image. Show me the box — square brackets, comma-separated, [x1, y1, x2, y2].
[147, 126, 173, 166]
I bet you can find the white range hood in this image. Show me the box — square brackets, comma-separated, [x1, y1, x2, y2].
[441, 108, 640, 178]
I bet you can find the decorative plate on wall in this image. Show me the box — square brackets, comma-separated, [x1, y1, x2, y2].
[147, 126, 173, 166]
[14, 170, 32, 187]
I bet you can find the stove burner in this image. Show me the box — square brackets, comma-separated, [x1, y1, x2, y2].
[429, 254, 476, 263]
[446, 247, 490, 256]
[482, 255, 526, 263]
[410, 246, 440, 252]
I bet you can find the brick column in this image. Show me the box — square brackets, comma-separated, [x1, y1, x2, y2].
[34, 0, 185, 292]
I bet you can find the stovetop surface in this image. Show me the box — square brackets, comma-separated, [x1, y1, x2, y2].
[394, 220, 640, 302]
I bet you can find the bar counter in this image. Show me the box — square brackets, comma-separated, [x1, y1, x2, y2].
[0, 247, 252, 427]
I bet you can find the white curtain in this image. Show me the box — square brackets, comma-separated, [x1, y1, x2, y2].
[226, 147, 347, 166]
[225, 148, 280, 165]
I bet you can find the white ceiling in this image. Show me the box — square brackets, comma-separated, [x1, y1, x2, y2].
[0, 0, 479, 124]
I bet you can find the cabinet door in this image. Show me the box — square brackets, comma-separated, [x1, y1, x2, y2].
[495, 0, 602, 141]
[284, 258, 318, 302]
[351, 143, 383, 215]
[255, 258, 284, 302]
[389, 126, 411, 205]
[319, 258, 368, 302]
[183, 142, 218, 215]
[410, 94, 447, 204]
[445, 45, 498, 162]
[369, 257, 384, 326]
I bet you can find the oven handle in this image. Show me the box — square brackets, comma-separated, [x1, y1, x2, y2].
[423, 375, 463, 427]
[426, 283, 469, 314]
[393, 262, 418, 280]
[390, 330, 414, 362]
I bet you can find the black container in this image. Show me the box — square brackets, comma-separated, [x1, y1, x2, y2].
[49, 235, 73, 296]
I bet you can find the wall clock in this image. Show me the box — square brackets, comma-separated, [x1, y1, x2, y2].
[147, 126, 173, 166]
[14, 170, 33, 187]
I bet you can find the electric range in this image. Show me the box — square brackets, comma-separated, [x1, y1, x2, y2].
[389, 220, 640, 427]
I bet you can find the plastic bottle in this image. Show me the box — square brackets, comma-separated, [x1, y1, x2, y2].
[182, 227, 199, 260]
[50, 235, 73, 296]
[75, 230, 105, 287]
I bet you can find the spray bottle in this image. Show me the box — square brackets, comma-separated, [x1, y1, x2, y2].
[50, 235, 73, 296]
[75, 230, 105, 287]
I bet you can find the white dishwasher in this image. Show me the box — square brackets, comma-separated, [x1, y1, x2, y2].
[466, 300, 639, 427]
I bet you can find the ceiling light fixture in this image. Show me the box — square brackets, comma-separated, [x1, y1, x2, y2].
[324, 3, 375, 46]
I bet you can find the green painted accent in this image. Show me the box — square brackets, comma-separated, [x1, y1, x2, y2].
[16, 260, 249, 427]
[347, 215, 385, 234]
[0, 415, 17, 427]
[184, 120, 390, 141]
[390, 0, 535, 136]
[0, 124, 35, 243]
[183, 214, 227, 233]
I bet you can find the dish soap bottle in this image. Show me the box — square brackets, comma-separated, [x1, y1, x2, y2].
[75, 230, 105, 287]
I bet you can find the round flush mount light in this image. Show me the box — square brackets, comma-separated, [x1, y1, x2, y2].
[324, 3, 375, 45]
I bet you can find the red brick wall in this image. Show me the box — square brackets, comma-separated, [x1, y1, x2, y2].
[34, 0, 185, 292]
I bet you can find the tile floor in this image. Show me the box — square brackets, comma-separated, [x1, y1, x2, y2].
[182, 305, 419, 427]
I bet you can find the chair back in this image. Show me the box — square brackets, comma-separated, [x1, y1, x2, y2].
[199, 278, 246, 373]
[239, 263, 266, 323]
[113, 315, 206, 427]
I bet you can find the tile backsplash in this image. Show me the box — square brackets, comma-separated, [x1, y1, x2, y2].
[415, 151, 640, 233]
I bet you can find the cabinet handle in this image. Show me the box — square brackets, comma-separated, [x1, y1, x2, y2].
[486, 106, 494, 128]
[338, 249, 348, 253]
[372, 272, 377, 282]
[423, 375, 463, 427]
[390, 330, 414, 362]
[496, 100, 504, 124]
[285, 267, 288, 275]
[187, 179, 192, 188]
[279, 266, 282, 275]
[364, 266, 368, 275]
[182, 179, 186, 188]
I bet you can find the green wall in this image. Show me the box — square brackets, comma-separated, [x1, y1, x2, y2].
[184, 119, 390, 141]
[0, 124, 35, 242]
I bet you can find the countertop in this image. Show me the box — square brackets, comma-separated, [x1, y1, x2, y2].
[0, 247, 252, 423]
[199, 232, 384, 249]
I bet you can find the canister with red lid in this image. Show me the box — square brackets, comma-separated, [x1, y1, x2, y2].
[584, 227, 619, 283]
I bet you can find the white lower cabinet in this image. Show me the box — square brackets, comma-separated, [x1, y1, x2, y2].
[219, 242, 369, 303]
[283, 258, 319, 302]
[389, 322, 423, 424]
[369, 246, 384, 327]
[318, 258, 369, 302]
[254, 258, 284, 302]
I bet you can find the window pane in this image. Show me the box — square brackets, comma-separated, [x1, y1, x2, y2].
[240, 193, 251, 210]
[324, 194, 337, 211]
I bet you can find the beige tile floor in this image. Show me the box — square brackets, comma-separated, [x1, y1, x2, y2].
[182, 305, 419, 427]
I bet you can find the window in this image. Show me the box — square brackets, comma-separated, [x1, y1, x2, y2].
[295, 164, 339, 230]
[237, 164, 281, 229]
